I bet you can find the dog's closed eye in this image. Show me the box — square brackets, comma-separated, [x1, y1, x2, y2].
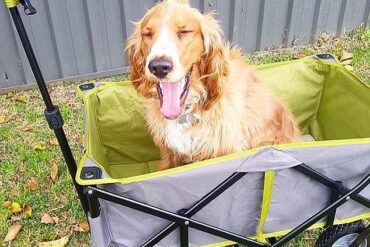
[142, 31, 153, 39]
[177, 30, 194, 39]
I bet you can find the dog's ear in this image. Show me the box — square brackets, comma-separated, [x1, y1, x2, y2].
[199, 12, 228, 110]
[126, 22, 147, 94]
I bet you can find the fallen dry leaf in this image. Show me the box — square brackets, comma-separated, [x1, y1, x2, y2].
[341, 59, 352, 65]
[22, 125, 33, 132]
[4, 224, 22, 242]
[50, 138, 59, 146]
[49, 164, 59, 183]
[53, 216, 59, 224]
[293, 51, 305, 59]
[6, 91, 14, 99]
[2, 201, 11, 208]
[15, 95, 27, 103]
[10, 215, 22, 221]
[79, 135, 85, 144]
[25, 180, 39, 191]
[23, 204, 32, 217]
[340, 51, 353, 66]
[79, 221, 90, 232]
[37, 235, 70, 247]
[340, 51, 353, 62]
[0, 115, 5, 124]
[33, 143, 46, 151]
[73, 220, 90, 233]
[11, 202, 22, 213]
[41, 213, 58, 224]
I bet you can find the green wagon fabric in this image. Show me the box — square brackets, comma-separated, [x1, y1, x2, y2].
[76, 55, 370, 247]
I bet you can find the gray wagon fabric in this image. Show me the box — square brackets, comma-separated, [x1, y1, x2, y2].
[88, 144, 370, 247]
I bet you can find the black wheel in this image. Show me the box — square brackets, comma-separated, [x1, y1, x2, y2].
[315, 221, 367, 247]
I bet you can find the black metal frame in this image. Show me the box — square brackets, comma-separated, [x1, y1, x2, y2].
[82, 166, 370, 247]
[7, 2, 370, 247]
[8, 3, 89, 215]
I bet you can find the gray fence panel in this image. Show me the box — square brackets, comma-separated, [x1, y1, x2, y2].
[65, 0, 95, 75]
[10, 5, 35, 85]
[104, 0, 125, 69]
[48, 0, 78, 78]
[289, 0, 312, 45]
[24, 0, 61, 81]
[0, 0, 369, 91]
[0, 0, 25, 88]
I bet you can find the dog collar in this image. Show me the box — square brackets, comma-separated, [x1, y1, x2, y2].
[178, 112, 200, 125]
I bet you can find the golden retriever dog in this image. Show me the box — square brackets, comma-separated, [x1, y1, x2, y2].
[126, 0, 301, 170]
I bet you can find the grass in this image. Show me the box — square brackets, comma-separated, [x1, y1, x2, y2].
[0, 84, 88, 246]
[0, 26, 369, 247]
[246, 26, 370, 84]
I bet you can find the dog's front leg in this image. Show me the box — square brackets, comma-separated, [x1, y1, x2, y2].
[157, 147, 176, 171]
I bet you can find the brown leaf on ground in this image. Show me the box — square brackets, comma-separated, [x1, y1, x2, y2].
[41, 213, 59, 224]
[53, 216, 59, 224]
[293, 51, 306, 59]
[22, 125, 33, 132]
[6, 91, 14, 99]
[37, 235, 70, 247]
[4, 224, 22, 242]
[60, 211, 68, 222]
[23, 204, 32, 217]
[50, 138, 59, 146]
[24, 180, 39, 191]
[33, 143, 46, 151]
[341, 59, 353, 65]
[340, 51, 353, 62]
[49, 164, 59, 183]
[10, 202, 22, 213]
[0, 115, 5, 124]
[80, 220, 90, 233]
[15, 95, 27, 103]
[79, 135, 85, 144]
[2, 201, 11, 208]
[72, 220, 90, 233]
[10, 215, 22, 221]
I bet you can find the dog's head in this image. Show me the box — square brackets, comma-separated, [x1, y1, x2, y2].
[126, 0, 228, 120]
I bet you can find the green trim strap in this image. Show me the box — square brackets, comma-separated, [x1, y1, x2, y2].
[256, 170, 275, 243]
[199, 212, 370, 247]
[76, 137, 370, 186]
[4, 0, 19, 8]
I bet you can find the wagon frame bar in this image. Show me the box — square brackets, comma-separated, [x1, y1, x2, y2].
[85, 166, 370, 247]
[6, 2, 370, 247]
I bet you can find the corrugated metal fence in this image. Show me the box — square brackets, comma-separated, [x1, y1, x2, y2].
[0, 0, 369, 91]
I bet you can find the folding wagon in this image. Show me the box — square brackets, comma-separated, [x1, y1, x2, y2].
[4, 1, 370, 246]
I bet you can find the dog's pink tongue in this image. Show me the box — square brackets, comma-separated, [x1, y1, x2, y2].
[160, 81, 182, 120]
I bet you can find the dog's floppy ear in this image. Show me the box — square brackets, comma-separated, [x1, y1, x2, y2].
[199, 12, 228, 110]
[126, 22, 147, 94]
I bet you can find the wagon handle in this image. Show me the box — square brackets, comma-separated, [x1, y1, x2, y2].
[20, 0, 36, 15]
[4, 1, 89, 216]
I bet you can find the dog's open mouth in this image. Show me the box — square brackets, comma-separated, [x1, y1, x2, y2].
[156, 71, 191, 120]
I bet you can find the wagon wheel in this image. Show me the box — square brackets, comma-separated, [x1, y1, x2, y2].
[315, 221, 368, 247]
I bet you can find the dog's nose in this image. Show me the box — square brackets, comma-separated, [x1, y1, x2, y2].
[148, 59, 173, 78]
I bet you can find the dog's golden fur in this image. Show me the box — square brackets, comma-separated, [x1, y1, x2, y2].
[126, 1, 301, 170]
